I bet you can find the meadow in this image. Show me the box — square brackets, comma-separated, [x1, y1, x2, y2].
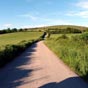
[0, 32, 42, 49]
[45, 33, 88, 81]
[0, 31, 42, 67]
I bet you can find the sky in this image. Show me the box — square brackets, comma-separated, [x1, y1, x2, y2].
[0, 0, 88, 29]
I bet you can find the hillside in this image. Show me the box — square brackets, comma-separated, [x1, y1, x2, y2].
[45, 25, 88, 30]
[28, 25, 88, 32]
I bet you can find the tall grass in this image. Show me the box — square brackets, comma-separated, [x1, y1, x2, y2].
[45, 33, 88, 81]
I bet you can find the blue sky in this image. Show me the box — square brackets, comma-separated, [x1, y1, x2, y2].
[0, 0, 88, 29]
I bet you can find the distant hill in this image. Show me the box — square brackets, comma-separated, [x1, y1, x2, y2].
[38, 25, 88, 30]
[28, 25, 88, 32]
[45, 25, 88, 30]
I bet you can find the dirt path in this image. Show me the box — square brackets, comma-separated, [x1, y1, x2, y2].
[0, 41, 88, 88]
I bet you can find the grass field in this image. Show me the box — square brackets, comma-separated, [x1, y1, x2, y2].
[45, 33, 88, 81]
[0, 31, 43, 67]
[0, 32, 42, 49]
[50, 34, 81, 38]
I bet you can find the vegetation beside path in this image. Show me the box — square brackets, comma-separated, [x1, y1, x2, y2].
[45, 32, 88, 81]
[0, 32, 43, 67]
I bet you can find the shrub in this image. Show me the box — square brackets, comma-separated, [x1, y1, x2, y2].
[59, 34, 68, 39]
[48, 27, 82, 34]
[80, 32, 88, 41]
[45, 34, 88, 81]
[0, 39, 37, 67]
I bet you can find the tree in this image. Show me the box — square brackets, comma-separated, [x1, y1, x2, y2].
[12, 28, 18, 32]
[18, 28, 23, 32]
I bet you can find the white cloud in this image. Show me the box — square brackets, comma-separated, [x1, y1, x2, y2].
[67, 11, 88, 18]
[19, 14, 38, 21]
[28, 15, 37, 20]
[66, 0, 88, 18]
[22, 19, 72, 28]
[18, 12, 72, 28]
[22, 24, 48, 28]
[76, 1, 88, 9]
[45, 19, 71, 25]
[3, 23, 13, 28]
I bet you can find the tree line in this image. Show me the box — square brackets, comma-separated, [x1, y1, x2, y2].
[47, 27, 83, 34]
[0, 28, 29, 34]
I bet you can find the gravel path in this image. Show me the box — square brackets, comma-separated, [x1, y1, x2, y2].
[0, 41, 88, 88]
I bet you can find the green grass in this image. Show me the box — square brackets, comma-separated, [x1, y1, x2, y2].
[45, 33, 88, 81]
[50, 34, 81, 38]
[46, 25, 88, 30]
[35, 25, 88, 31]
[0, 32, 42, 49]
[0, 31, 43, 67]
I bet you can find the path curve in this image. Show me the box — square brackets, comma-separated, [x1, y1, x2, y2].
[0, 41, 88, 88]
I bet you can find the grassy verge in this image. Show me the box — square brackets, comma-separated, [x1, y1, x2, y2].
[0, 32, 43, 67]
[45, 33, 88, 81]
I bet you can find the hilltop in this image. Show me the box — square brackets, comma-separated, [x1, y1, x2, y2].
[27, 25, 88, 32]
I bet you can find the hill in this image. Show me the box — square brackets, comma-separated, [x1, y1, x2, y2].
[27, 25, 88, 32]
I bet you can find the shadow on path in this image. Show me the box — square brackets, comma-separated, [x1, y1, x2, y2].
[39, 77, 88, 88]
[0, 43, 41, 88]
[0, 42, 88, 88]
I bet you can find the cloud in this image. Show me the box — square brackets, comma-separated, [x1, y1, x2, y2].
[19, 14, 38, 21]
[27, 15, 37, 20]
[22, 19, 72, 28]
[76, 1, 88, 9]
[18, 12, 72, 28]
[22, 24, 48, 28]
[67, 11, 88, 18]
[66, 0, 88, 18]
[44, 18, 71, 25]
[3, 24, 13, 28]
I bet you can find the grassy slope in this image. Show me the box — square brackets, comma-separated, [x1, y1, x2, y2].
[45, 25, 87, 30]
[0, 32, 42, 48]
[45, 34, 88, 81]
[35, 25, 88, 31]
[0, 31, 43, 67]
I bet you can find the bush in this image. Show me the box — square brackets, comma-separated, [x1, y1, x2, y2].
[48, 27, 82, 34]
[0, 39, 37, 67]
[45, 34, 88, 81]
[71, 35, 80, 41]
[80, 32, 88, 41]
[59, 34, 68, 39]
